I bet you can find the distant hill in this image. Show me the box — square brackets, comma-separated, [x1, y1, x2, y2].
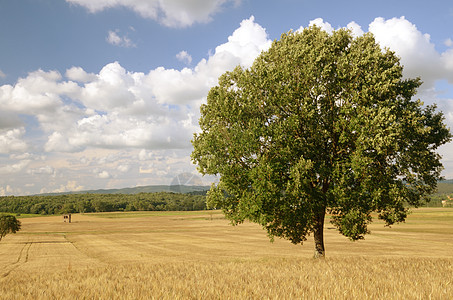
[38, 185, 210, 196]
[36, 180, 453, 196]
[436, 180, 453, 194]
[440, 179, 453, 184]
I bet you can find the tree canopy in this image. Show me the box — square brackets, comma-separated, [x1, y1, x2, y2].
[0, 214, 21, 242]
[191, 26, 451, 257]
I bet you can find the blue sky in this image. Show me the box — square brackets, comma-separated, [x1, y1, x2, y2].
[1, 0, 453, 195]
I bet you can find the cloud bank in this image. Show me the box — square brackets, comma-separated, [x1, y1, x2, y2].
[1, 16, 452, 195]
[66, 0, 241, 27]
[0, 16, 269, 195]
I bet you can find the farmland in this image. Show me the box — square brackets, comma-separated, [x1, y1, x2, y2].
[1, 208, 452, 299]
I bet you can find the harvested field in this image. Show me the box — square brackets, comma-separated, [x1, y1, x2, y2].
[1, 208, 452, 299]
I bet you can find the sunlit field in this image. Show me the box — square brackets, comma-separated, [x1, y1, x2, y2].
[1, 208, 452, 299]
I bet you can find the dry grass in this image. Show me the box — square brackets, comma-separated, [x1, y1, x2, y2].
[0, 208, 452, 299]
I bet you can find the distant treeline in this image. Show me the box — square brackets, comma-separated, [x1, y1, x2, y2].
[423, 182, 453, 207]
[0, 192, 207, 215]
[1, 186, 451, 215]
[424, 193, 453, 207]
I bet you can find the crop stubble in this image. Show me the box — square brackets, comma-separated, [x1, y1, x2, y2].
[0, 208, 452, 299]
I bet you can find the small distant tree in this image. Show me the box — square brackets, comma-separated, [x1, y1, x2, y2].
[0, 214, 21, 242]
[191, 26, 451, 257]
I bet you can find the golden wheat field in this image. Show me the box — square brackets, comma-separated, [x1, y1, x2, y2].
[0, 208, 452, 299]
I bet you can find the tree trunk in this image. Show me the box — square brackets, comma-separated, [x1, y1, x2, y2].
[313, 208, 326, 258]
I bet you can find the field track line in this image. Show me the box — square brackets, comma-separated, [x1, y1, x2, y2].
[24, 241, 32, 263]
[2, 240, 32, 278]
[63, 234, 104, 264]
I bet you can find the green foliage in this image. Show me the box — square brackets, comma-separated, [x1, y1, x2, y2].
[0, 214, 21, 242]
[192, 26, 451, 256]
[0, 192, 207, 215]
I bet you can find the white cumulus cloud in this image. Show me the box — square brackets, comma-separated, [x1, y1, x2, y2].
[27, 165, 56, 176]
[40, 180, 84, 194]
[117, 164, 130, 173]
[176, 50, 192, 65]
[307, 18, 335, 34]
[0, 128, 28, 153]
[0, 69, 77, 114]
[0, 159, 31, 174]
[214, 16, 271, 68]
[66, 66, 97, 83]
[30, 16, 270, 154]
[369, 17, 443, 87]
[66, 0, 240, 28]
[98, 170, 111, 179]
[298, 18, 364, 37]
[346, 21, 364, 37]
[0, 185, 14, 196]
[1, 16, 453, 194]
[106, 30, 136, 48]
[298, 17, 453, 89]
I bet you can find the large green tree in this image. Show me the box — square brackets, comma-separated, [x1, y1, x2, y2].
[191, 26, 451, 257]
[0, 214, 21, 242]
